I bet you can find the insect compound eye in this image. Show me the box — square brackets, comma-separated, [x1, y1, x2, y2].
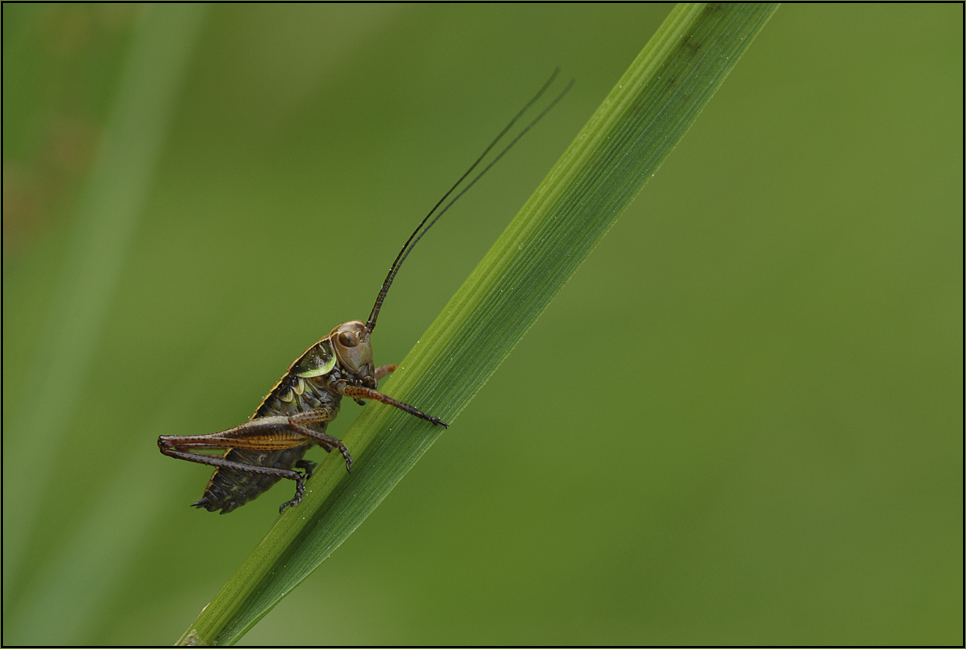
[338, 331, 358, 347]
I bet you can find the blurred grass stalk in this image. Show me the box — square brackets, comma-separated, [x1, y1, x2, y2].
[180, 3, 779, 645]
[3, 5, 208, 645]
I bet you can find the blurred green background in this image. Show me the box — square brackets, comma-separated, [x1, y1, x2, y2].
[3, 4, 961, 645]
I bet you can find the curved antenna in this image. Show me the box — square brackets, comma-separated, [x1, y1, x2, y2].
[367, 70, 573, 332]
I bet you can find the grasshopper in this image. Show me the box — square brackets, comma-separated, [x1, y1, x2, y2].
[158, 71, 571, 514]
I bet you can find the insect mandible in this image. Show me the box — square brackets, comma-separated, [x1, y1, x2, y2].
[158, 71, 572, 514]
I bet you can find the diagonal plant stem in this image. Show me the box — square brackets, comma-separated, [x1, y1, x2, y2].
[178, 3, 779, 645]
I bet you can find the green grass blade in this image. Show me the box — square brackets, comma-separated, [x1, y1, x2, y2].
[178, 4, 779, 645]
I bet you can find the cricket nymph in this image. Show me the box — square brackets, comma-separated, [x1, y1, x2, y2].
[159, 320, 445, 514]
[158, 70, 571, 514]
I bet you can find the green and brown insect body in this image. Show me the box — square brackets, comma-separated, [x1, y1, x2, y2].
[185, 334, 347, 514]
[159, 321, 438, 514]
[158, 71, 572, 514]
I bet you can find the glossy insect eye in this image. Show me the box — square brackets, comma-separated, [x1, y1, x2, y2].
[338, 332, 358, 347]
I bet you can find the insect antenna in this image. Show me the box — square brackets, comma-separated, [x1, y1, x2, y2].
[366, 69, 574, 332]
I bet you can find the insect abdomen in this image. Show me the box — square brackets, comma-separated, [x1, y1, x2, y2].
[192, 446, 311, 514]
[193, 367, 342, 513]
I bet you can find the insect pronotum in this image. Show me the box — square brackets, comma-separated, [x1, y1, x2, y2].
[158, 70, 573, 514]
